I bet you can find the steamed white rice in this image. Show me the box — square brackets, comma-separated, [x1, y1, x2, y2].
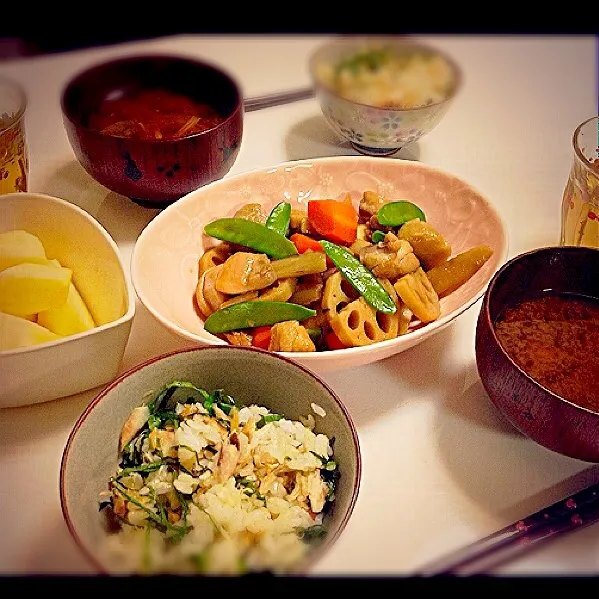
[316, 44, 455, 109]
[98, 382, 338, 575]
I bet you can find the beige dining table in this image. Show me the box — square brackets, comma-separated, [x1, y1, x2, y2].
[0, 33, 597, 577]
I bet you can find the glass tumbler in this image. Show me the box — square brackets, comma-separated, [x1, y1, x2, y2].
[560, 116, 599, 248]
[0, 75, 28, 194]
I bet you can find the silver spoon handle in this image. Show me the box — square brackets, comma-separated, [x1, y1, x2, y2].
[243, 87, 315, 112]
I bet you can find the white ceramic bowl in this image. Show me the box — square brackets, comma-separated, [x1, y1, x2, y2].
[131, 156, 508, 374]
[309, 36, 462, 156]
[60, 345, 361, 575]
[0, 192, 135, 407]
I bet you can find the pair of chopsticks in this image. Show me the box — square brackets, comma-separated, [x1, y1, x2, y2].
[243, 87, 315, 112]
[415, 479, 599, 576]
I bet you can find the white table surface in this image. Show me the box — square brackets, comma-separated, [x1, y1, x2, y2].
[1, 33, 598, 577]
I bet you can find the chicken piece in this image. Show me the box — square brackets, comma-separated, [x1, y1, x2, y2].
[234, 202, 267, 224]
[368, 214, 395, 234]
[224, 331, 253, 346]
[229, 411, 240, 435]
[148, 428, 177, 458]
[119, 406, 150, 452]
[112, 494, 128, 519]
[359, 232, 420, 280]
[301, 308, 329, 331]
[397, 219, 452, 270]
[268, 320, 316, 352]
[215, 252, 277, 294]
[307, 470, 328, 514]
[356, 223, 371, 241]
[217, 442, 239, 483]
[289, 208, 312, 234]
[349, 238, 372, 257]
[359, 190, 388, 219]
[178, 446, 199, 474]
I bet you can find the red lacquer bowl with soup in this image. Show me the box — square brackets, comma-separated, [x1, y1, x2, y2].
[61, 54, 243, 207]
[475, 245, 599, 462]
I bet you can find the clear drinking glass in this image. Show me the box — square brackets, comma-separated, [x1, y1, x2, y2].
[0, 75, 28, 194]
[560, 116, 599, 248]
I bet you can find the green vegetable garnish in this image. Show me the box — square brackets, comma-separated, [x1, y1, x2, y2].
[207, 389, 236, 416]
[376, 200, 426, 227]
[306, 326, 322, 342]
[298, 524, 327, 542]
[149, 380, 210, 413]
[319, 240, 396, 314]
[116, 462, 164, 478]
[192, 551, 208, 572]
[111, 479, 189, 538]
[204, 217, 298, 259]
[148, 410, 179, 430]
[265, 201, 291, 237]
[371, 230, 386, 244]
[257, 413, 283, 428]
[204, 301, 316, 334]
[335, 48, 391, 76]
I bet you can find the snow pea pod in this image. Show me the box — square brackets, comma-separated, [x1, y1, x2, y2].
[204, 300, 316, 334]
[377, 201, 426, 227]
[204, 218, 298, 259]
[320, 240, 396, 315]
[265, 201, 291, 237]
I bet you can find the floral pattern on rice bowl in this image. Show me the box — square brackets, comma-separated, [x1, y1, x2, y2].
[320, 90, 453, 152]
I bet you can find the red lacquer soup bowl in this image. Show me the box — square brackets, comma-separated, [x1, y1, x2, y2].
[475, 245, 599, 462]
[61, 54, 243, 207]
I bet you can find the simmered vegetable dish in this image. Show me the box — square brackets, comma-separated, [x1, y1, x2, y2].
[196, 191, 493, 352]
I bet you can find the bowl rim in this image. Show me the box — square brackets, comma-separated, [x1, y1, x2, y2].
[0, 74, 27, 129]
[479, 244, 599, 415]
[573, 116, 599, 175]
[308, 35, 463, 112]
[0, 191, 136, 356]
[60, 52, 244, 143]
[131, 154, 509, 364]
[60, 343, 363, 575]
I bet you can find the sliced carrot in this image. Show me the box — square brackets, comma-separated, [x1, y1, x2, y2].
[251, 325, 272, 349]
[325, 329, 349, 350]
[290, 233, 334, 267]
[307, 199, 358, 245]
[290, 232, 324, 254]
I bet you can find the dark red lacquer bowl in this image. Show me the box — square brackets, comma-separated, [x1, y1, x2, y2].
[475, 245, 599, 462]
[61, 54, 243, 207]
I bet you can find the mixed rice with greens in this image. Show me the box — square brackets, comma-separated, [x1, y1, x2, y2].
[316, 45, 455, 109]
[98, 381, 339, 575]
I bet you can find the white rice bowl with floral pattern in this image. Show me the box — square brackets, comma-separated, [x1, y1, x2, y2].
[309, 36, 462, 155]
